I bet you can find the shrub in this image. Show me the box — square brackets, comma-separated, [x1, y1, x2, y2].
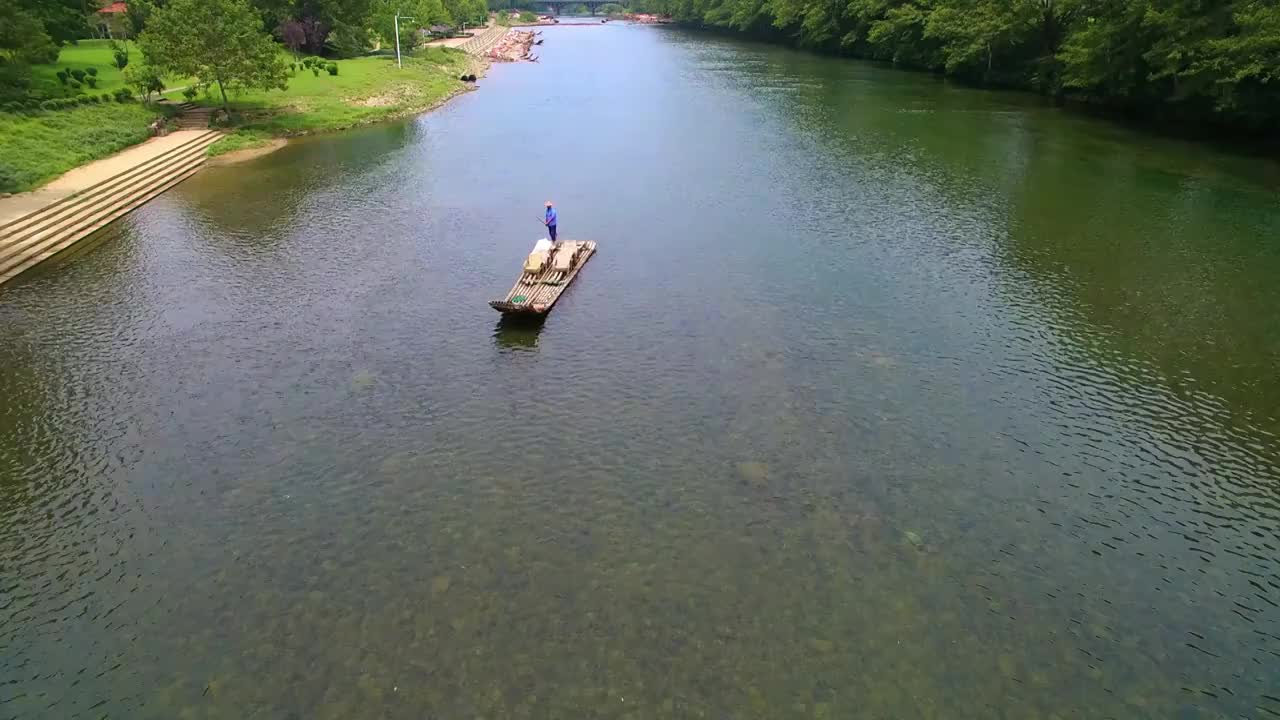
[311, 67, 319, 77]
[91, 94, 103, 103]
[123, 64, 164, 102]
[101, 93, 113, 103]
[32, 44, 60, 65]
[69, 79, 82, 90]
[86, 67, 99, 77]
[114, 88, 133, 103]
[78, 95, 92, 105]
[41, 99, 59, 111]
[86, 76, 98, 89]
[70, 69, 86, 82]
[111, 40, 129, 70]
[182, 86, 198, 101]
[326, 63, 338, 75]
[56, 69, 69, 85]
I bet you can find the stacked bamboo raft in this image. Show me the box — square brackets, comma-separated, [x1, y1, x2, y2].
[490, 240, 597, 315]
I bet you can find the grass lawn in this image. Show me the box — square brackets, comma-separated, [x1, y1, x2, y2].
[4, 44, 471, 188]
[0, 102, 160, 193]
[29, 40, 194, 98]
[206, 48, 471, 156]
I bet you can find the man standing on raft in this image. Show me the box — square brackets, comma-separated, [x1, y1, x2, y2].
[543, 201, 558, 242]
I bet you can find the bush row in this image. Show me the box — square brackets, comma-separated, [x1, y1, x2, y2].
[290, 57, 339, 76]
[0, 89, 135, 115]
[56, 67, 103, 89]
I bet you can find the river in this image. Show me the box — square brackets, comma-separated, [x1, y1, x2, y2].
[2, 23, 1279, 719]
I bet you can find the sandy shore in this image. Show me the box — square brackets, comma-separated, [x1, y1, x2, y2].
[208, 138, 289, 166]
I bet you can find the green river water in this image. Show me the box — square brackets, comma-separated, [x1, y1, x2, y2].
[2, 23, 1279, 719]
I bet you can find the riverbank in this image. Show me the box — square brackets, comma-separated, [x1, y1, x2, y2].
[206, 47, 477, 158]
[0, 103, 165, 194]
[657, 6, 1279, 139]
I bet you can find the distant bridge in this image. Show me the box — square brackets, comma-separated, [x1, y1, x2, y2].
[537, 0, 621, 15]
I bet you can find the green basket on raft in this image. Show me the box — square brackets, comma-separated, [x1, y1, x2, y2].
[511, 295, 528, 304]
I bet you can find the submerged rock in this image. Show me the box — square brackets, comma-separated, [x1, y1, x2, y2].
[351, 369, 377, 391]
[808, 638, 835, 653]
[904, 530, 924, 548]
[736, 461, 769, 488]
[432, 575, 452, 595]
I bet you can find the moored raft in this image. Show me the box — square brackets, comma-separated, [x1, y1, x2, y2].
[490, 240, 597, 315]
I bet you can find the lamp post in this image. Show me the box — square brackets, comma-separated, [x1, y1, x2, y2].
[394, 14, 416, 69]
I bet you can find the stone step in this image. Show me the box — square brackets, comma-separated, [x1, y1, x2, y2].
[0, 130, 220, 242]
[0, 163, 208, 285]
[0, 136, 219, 269]
[0, 138, 219, 282]
[0, 154, 210, 281]
[0, 148, 211, 277]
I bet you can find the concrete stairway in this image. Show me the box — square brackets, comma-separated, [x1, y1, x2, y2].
[0, 129, 223, 286]
[175, 102, 214, 131]
[459, 25, 509, 56]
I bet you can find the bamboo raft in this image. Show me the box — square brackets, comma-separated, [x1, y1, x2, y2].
[490, 240, 597, 315]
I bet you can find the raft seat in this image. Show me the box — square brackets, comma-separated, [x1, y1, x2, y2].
[552, 242, 582, 272]
[524, 250, 550, 276]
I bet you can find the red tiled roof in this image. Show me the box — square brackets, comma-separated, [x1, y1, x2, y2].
[99, 2, 128, 13]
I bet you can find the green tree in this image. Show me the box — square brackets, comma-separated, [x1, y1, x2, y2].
[252, 0, 376, 53]
[925, 0, 1032, 78]
[0, 0, 55, 64]
[1204, 3, 1280, 100]
[369, 0, 449, 48]
[27, 0, 86, 46]
[641, 0, 1280, 129]
[0, 0, 57, 99]
[140, 0, 289, 110]
[109, 39, 130, 69]
[442, 0, 487, 25]
[1058, 0, 1153, 100]
[123, 62, 165, 100]
[126, 0, 157, 36]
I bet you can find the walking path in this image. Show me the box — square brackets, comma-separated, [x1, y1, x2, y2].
[0, 120, 222, 287]
[434, 24, 509, 56]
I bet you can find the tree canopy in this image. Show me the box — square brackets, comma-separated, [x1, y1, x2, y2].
[369, 0, 450, 47]
[643, 0, 1280, 130]
[255, 0, 377, 54]
[0, 0, 55, 66]
[140, 0, 289, 109]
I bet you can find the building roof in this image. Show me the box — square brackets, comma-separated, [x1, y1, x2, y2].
[99, 2, 128, 13]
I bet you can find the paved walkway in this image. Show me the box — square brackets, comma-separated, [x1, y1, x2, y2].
[425, 21, 516, 56]
[0, 130, 212, 228]
[457, 25, 514, 56]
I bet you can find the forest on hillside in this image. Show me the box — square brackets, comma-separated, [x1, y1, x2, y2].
[636, 0, 1280, 132]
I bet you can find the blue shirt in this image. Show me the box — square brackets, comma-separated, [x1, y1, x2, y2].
[545, 207, 557, 226]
